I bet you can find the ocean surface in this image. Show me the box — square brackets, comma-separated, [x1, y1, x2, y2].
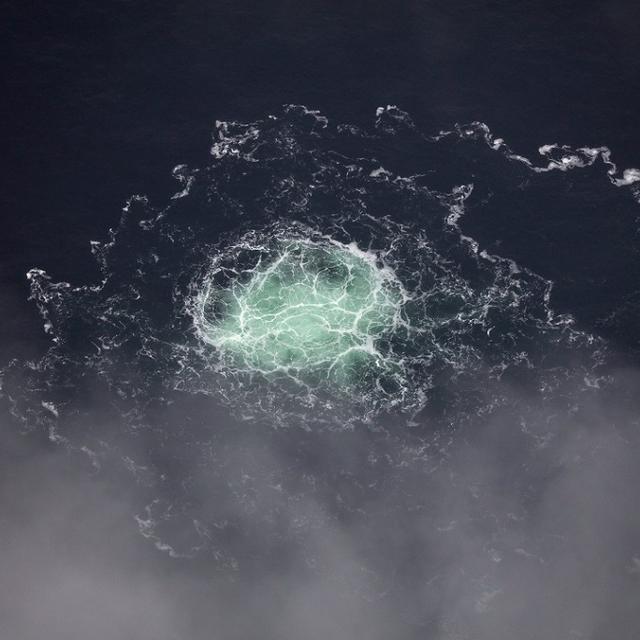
[2, 2, 640, 639]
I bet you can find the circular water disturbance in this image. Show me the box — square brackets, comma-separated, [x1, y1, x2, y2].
[194, 234, 408, 391]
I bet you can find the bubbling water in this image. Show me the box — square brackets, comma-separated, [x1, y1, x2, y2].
[193, 234, 409, 392]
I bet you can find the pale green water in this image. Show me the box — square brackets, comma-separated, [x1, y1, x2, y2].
[200, 238, 405, 387]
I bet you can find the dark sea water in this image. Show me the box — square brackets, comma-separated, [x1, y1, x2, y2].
[2, 2, 640, 639]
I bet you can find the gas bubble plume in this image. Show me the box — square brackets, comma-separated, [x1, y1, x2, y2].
[193, 235, 408, 390]
[185, 222, 429, 425]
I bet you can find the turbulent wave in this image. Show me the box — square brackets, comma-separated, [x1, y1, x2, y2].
[2, 105, 638, 560]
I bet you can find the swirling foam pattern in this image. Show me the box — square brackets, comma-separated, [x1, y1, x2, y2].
[193, 234, 406, 389]
[184, 220, 432, 424]
[3, 104, 630, 561]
